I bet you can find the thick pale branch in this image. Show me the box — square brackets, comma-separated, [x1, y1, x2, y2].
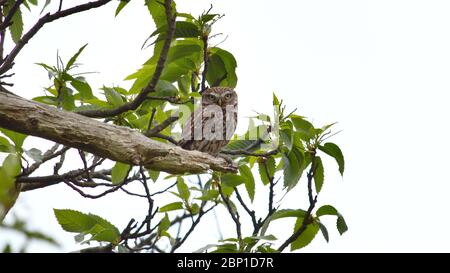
[0, 92, 235, 174]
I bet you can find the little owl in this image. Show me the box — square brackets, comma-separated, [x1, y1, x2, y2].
[178, 87, 238, 155]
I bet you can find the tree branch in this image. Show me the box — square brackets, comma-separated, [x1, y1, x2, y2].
[0, 0, 113, 75]
[277, 153, 318, 252]
[0, 0, 24, 32]
[0, 92, 236, 174]
[218, 184, 242, 241]
[76, 0, 176, 118]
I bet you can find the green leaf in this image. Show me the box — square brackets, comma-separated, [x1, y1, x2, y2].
[5, 2, 23, 43]
[291, 116, 315, 141]
[3, 154, 21, 178]
[40, 0, 51, 14]
[239, 165, 255, 202]
[316, 205, 339, 217]
[149, 21, 201, 42]
[273, 93, 280, 106]
[337, 215, 348, 235]
[291, 219, 320, 251]
[148, 169, 160, 182]
[54, 209, 97, 233]
[89, 224, 120, 243]
[176, 177, 190, 201]
[70, 77, 94, 100]
[318, 222, 329, 243]
[145, 0, 176, 28]
[53, 209, 120, 243]
[223, 139, 261, 151]
[103, 86, 125, 107]
[314, 156, 324, 193]
[60, 87, 76, 111]
[282, 147, 304, 190]
[248, 234, 277, 241]
[111, 162, 130, 184]
[25, 148, 43, 163]
[315, 205, 348, 235]
[33, 96, 59, 106]
[221, 174, 244, 188]
[0, 128, 27, 149]
[66, 44, 88, 71]
[0, 136, 14, 153]
[195, 189, 219, 201]
[271, 209, 307, 220]
[155, 80, 178, 97]
[260, 157, 276, 186]
[318, 142, 345, 175]
[158, 213, 170, 235]
[207, 47, 238, 88]
[115, 0, 129, 17]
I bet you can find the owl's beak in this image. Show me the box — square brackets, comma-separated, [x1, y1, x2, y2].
[217, 98, 223, 106]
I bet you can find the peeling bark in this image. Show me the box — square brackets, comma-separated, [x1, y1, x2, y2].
[0, 92, 235, 174]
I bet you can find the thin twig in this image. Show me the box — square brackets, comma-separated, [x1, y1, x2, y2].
[0, 0, 113, 75]
[234, 188, 258, 232]
[218, 184, 242, 241]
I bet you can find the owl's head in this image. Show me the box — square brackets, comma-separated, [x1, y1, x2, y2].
[202, 87, 237, 108]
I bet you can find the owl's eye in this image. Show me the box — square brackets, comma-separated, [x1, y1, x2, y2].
[207, 94, 216, 101]
[224, 93, 232, 100]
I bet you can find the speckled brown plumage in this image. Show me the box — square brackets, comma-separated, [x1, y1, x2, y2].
[178, 87, 238, 155]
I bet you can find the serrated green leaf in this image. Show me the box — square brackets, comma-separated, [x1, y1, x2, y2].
[159, 201, 184, 212]
[318, 142, 345, 175]
[258, 157, 275, 185]
[282, 147, 304, 190]
[54, 209, 119, 243]
[316, 205, 339, 217]
[291, 116, 315, 141]
[7, 3, 23, 43]
[239, 165, 255, 202]
[145, 0, 176, 28]
[291, 219, 320, 251]
[337, 215, 348, 235]
[314, 156, 324, 193]
[53, 209, 97, 233]
[207, 47, 237, 88]
[111, 162, 130, 184]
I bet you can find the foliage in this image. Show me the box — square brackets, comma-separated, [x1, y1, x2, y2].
[0, 0, 347, 253]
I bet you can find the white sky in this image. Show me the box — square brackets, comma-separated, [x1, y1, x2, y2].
[2, 0, 450, 252]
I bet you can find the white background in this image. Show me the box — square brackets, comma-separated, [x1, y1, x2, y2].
[1, 0, 450, 252]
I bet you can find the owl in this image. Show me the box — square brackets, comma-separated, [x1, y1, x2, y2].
[178, 87, 238, 155]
